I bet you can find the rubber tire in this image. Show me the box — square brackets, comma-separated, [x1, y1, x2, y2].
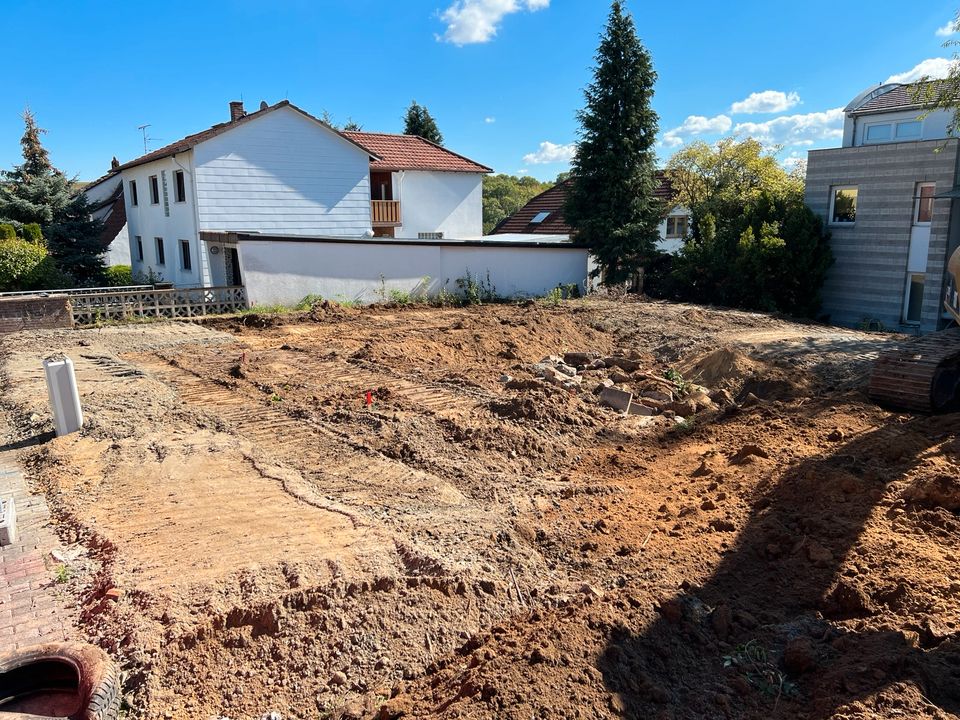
[0, 642, 120, 720]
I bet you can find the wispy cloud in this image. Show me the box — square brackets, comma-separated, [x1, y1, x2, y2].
[730, 90, 801, 114]
[484, 116, 496, 124]
[522, 140, 576, 164]
[662, 114, 733, 147]
[732, 108, 845, 147]
[886, 57, 953, 83]
[437, 0, 549, 46]
[936, 19, 957, 37]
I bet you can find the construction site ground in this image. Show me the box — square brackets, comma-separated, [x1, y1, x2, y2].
[2, 298, 959, 720]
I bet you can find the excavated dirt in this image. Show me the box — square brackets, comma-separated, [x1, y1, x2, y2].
[2, 299, 959, 720]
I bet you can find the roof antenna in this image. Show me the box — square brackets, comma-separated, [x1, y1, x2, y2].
[137, 124, 152, 153]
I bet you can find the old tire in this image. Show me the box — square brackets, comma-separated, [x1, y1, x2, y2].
[0, 642, 120, 720]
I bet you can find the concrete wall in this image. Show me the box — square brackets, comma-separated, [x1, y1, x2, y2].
[121, 155, 201, 287]
[395, 171, 483, 239]
[0, 296, 72, 334]
[193, 107, 372, 237]
[805, 138, 959, 333]
[237, 237, 589, 306]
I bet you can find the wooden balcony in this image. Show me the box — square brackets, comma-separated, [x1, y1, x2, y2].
[371, 200, 401, 227]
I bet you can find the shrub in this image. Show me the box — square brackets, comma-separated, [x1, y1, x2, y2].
[21, 223, 43, 244]
[0, 238, 50, 291]
[456, 269, 498, 305]
[0, 224, 16, 241]
[104, 264, 133, 287]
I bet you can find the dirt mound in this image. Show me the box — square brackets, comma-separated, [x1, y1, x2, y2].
[678, 347, 767, 390]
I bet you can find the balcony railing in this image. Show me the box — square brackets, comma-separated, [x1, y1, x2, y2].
[371, 200, 401, 226]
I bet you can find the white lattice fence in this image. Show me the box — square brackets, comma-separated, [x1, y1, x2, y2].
[71, 286, 248, 325]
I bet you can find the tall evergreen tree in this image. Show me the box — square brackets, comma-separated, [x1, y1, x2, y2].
[564, 0, 663, 286]
[0, 109, 104, 284]
[403, 101, 444, 145]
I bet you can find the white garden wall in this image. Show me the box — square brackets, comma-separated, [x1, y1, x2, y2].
[237, 237, 589, 306]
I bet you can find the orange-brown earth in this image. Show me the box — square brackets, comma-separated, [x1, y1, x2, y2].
[1, 299, 958, 720]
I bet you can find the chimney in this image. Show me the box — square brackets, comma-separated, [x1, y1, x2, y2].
[259, 100, 268, 111]
[110, 156, 120, 170]
[229, 101, 246, 122]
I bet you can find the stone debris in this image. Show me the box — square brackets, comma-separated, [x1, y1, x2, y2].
[599, 387, 632, 413]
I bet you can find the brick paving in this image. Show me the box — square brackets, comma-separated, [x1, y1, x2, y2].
[0, 447, 74, 653]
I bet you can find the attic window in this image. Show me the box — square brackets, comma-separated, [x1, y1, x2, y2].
[530, 212, 551, 224]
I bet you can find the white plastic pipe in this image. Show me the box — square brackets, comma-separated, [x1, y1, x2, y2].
[43, 356, 83, 436]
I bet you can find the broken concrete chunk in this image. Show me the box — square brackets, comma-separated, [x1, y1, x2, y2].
[555, 363, 578, 378]
[603, 357, 643, 372]
[588, 359, 607, 370]
[594, 379, 615, 394]
[609, 371, 633, 384]
[627, 402, 654, 416]
[563, 352, 599, 367]
[642, 390, 673, 404]
[599, 387, 632, 413]
[539, 355, 564, 365]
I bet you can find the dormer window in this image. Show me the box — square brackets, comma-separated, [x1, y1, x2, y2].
[864, 120, 923, 144]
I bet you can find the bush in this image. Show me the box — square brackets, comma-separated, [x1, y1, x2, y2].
[0, 238, 50, 291]
[0, 224, 16, 241]
[104, 264, 133, 287]
[21, 223, 43, 244]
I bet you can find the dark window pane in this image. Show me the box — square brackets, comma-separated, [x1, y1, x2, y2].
[832, 188, 857, 223]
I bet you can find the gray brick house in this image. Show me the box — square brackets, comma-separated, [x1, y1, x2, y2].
[805, 81, 960, 333]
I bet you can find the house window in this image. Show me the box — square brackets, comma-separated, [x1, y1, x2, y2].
[530, 212, 551, 224]
[149, 175, 159, 204]
[180, 239, 192, 271]
[666, 215, 689, 238]
[896, 121, 922, 140]
[129, 181, 138, 207]
[155, 237, 165, 265]
[865, 124, 892, 143]
[914, 183, 935, 224]
[174, 170, 186, 203]
[830, 186, 858, 224]
[905, 273, 925, 324]
[135, 236, 143, 262]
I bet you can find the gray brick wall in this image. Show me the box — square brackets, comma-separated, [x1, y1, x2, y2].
[0, 296, 73, 334]
[805, 139, 958, 333]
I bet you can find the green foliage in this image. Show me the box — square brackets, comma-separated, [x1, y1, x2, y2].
[403, 101, 443, 145]
[723, 640, 798, 706]
[0, 238, 54, 290]
[104, 264, 133, 286]
[0, 224, 15, 241]
[295, 293, 324, 310]
[455, 269, 497, 305]
[913, 19, 960, 136]
[21, 222, 42, 244]
[0, 109, 105, 286]
[54, 564, 72, 584]
[656, 138, 833, 317]
[482, 174, 553, 234]
[564, 1, 664, 286]
[662, 368, 690, 397]
[541, 287, 564, 306]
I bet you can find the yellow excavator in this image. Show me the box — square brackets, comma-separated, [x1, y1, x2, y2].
[869, 247, 960, 412]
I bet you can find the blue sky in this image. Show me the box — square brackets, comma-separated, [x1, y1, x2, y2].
[1, 0, 957, 182]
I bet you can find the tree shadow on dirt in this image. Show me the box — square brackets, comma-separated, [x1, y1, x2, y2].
[598, 406, 960, 719]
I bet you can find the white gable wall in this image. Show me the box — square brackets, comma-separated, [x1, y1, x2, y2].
[396, 171, 483, 239]
[121, 154, 201, 286]
[192, 107, 372, 237]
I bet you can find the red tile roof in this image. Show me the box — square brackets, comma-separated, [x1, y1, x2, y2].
[98, 184, 127, 251]
[491, 173, 676, 236]
[343, 131, 492, 174]
[115, 101, 378, 172]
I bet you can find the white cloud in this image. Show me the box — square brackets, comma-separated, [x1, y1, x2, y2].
[730, 90, 801, 114]
[522, 140, 576, 164]
[437, 0, 549, 45]
[484, 116, 496, 124]
[732, 107, 843, 147]
[781, 152, 806, 172]
[936, 19, 957, 37]
[662, 114, 733, 147]
[732, 107, 845, 147]
[886, 57, 953, 84]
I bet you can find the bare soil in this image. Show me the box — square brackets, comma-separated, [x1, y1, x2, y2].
[2, 299, 958, 720]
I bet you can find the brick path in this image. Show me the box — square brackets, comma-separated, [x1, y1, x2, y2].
[0, 447, 74, 652]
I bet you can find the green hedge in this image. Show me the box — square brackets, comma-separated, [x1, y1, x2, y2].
[104, 264, 133, 287]
[0, 238, 50, 291]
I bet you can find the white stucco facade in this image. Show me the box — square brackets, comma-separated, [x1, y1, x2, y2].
[394, 171, 483, 239]
[237, 237, 589, 306]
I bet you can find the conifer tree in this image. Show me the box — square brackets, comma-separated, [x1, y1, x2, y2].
[0, 109, 104, 284]
[564, 0, 663, 285]
[403, 101, 444, 145]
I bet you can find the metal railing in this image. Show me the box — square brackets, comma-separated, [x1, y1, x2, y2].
[71, 286, 248, 325]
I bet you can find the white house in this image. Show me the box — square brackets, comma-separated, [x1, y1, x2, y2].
[81, 164, 131, 267]
[114, 100, 590, 304]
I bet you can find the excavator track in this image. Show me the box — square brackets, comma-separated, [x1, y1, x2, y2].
[869, 328, 960, 412]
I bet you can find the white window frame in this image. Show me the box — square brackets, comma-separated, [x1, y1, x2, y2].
[913, 183, 935, 226]
[173, 170, 186, 203]
[829, 186, 858, 225]
[665, 215, 689, 239]
[864, 123, 892, 143]
[896, 121, 922, 140]
[149, 175, 160, 205]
